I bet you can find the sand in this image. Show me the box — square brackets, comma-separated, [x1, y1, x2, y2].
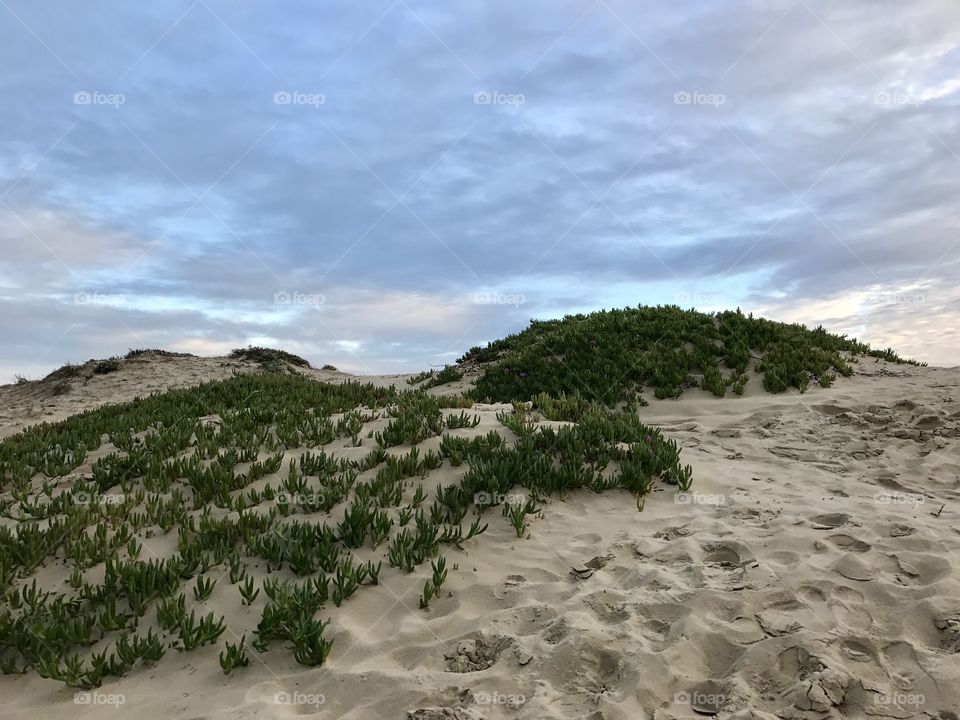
[1, 355, 958, 719]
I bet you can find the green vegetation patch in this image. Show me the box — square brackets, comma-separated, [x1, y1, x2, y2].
[406, 365, 464, 390]
[463, 305, 919, 404]
[125, 349, 195, 360]
[93, 358, 121, 375]
[42, 363, 84, 383]
[0, 373, 690, 688]
[228, 346, 311, 370]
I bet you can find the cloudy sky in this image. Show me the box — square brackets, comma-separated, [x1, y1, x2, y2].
[2, 0, 958, 382]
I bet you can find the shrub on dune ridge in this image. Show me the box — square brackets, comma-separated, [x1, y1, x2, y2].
[422, 365, 464, 389]
[463, 305, 921, 404]
[228, 346, 311, 369]
[93, 358, 121, 375]
[125, 349, 195, 360]
[42, 363, 84, 382]
[407, 365, 464, 389]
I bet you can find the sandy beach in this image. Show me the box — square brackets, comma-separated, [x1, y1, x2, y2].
[1, 354, 957, 719]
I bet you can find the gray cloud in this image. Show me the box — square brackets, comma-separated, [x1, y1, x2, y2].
[1, 0, 958, 381]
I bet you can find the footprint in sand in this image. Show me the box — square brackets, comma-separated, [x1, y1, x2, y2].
[583, 591, 631, 624]
[636, 617, 675, 651]
[889, 552, 952, 585]
[492, 575, 526, 602]
[839, 638, 877, 663]
[630, 601, 690, 650]
[770, 446, 819, 462]
[653, 525, 692, 541]
[500, 603, 559, 637]
[443, 632, 512, 672]
[889, 523, 916, 537]
[760, 646, 840, 712]
[906, 599, 960, 653]
[765, 550, 801, 570]
[813, 403, 852, 417]
[782, 583, 873, 633]
[826, 534, 871, 553]
[542, 617, 571, 644]
[809, 513, 850, 530]
[833, 555, 875, 582]
[756, 591, 817, 636]
[697, 541, 755, 591]
[876, 641, 943, 711]
[540, 638, 637, 705]
[777, 644, 825, 681]
[829, 586, 873, 631]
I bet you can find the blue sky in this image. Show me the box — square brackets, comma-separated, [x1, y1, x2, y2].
[2, 0, 959, 381]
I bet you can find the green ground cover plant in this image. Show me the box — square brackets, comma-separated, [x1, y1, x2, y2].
[228, 346, 311, 370]
[460, 305, 920, 404]
[0, 368, 692, 687]
[125, 349, 195, 359]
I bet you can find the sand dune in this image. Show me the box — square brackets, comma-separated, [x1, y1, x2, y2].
[1, 356, 958, 719]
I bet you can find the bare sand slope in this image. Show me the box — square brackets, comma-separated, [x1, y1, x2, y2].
[1, 358, 958, 719]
